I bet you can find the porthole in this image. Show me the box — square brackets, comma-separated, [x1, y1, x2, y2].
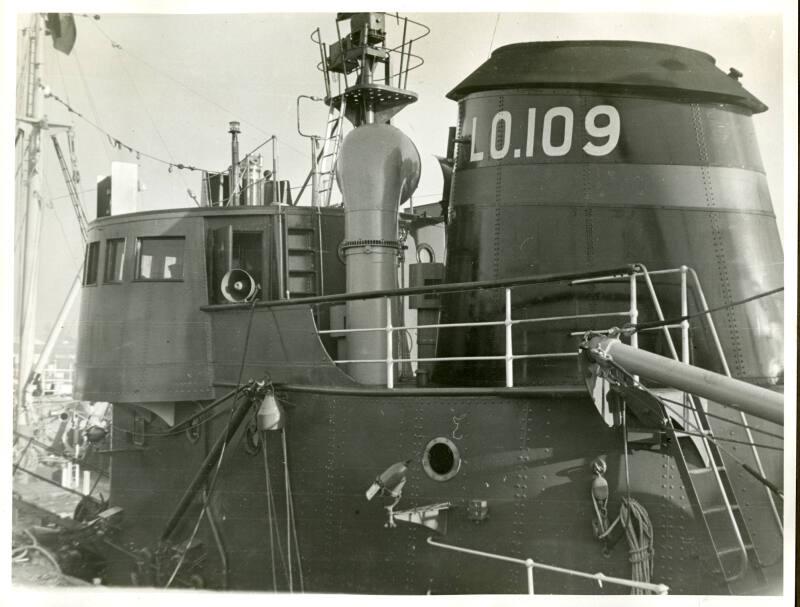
[422, 437, 461, 482]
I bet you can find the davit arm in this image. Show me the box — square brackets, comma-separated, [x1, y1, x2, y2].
[582, 336, 783, 426]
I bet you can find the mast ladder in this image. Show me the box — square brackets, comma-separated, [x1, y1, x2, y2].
[629, 266, 768, 592]
[664, 394, 767, 593]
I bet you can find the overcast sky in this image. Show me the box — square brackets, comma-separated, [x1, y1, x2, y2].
[8, 8, 792, 341]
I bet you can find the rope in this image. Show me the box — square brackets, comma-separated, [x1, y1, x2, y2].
[595, 499, 655, 594]
[12, 529, 93, 586]
[166, 301, 258, 587]
[45, 87, 212, 173]
[626, 286, 783, 334]
[262, 435, 278, 591]
[264, 435, 290, 584]
[282, 429, 305, 592]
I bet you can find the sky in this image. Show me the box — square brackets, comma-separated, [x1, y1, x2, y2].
[6, 8, 793, 344]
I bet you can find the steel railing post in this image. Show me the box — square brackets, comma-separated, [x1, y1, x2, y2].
[505, 288, 514, 388]
[680, 266, 689, 364]
[629, 272, 639, 350]
[526, 559, 535, 595]
[386, 297, 394, 389]
[629, 272, 640, 384]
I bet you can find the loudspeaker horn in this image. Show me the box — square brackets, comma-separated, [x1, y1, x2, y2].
[221, 269, 258, 303]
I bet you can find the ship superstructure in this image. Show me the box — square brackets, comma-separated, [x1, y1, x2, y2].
[14, 12, 785, 595]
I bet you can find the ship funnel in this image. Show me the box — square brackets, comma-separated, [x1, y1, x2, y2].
[336, 123, 420, 384]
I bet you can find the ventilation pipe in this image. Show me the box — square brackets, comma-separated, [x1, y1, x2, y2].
[336, 124, 421, 384]
[228, 121, 241, 206]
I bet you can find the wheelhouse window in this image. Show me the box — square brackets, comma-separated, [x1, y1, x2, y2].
[135, 237, 185, 281]
[104, 238, 126, 283]
[83, 241, 100, 286]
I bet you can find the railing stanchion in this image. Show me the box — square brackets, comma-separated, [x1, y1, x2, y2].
[386, 297, 394, 389]
[680, 265, 689, 364]
[505, 288, 514, 388]
[526, 559, 535, 595]
[629, 272, 639, 351]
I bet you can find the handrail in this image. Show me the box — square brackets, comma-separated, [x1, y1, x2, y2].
[201, 265, 635, 311]
[686, 267, 784, 535]
[426, 537, 669, 595]
[583, 263, 784, 578]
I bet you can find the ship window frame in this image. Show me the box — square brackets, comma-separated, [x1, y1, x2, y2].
[103, 237, 126, 284]
[83, 241, 100, 286]
[134, 236, 186, 282]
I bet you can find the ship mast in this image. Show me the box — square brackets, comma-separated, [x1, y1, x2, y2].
[15, 13, 78, 430]
[15, 15, 46, 430]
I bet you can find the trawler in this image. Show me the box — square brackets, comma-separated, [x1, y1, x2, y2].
[14, 12, 784, 595]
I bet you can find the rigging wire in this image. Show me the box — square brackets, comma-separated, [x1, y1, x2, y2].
[282, 429, 305, 591]
[261, 436, 278, 591]
[112, 49, 196, 204]
[90, 19, 270, 139]
[73, 47, 114, 163]
[42, 171, 81, 264]
[165, 301, 258, 587]
[627, 286, 784, 334]
[45, 88, 212, 173]
[88, 17, 308, 161]
[656, 394, 784, 441]
[487, 14, 501, 58]
[669, 428, 783, 452]
[15, 19, 32, 107]
[106, 387, 246, 439]
[607, 362, 784, 453]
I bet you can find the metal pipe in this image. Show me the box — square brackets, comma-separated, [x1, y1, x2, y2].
[228, 121, 241, 206]
[680, 266, 689, 364]
[161, 394, 254, 541]
[219, 383, 587, 399]
[505, 288, 514, 388]
[526, 559, 535, 595]
[310, 137, 320, 207]
[637, 264, 679, 360]
[426, 537, 669, 595]
[317, 319, 505, 334]
[629, 273, 639, 351]
[571, 267, 683, 285]
[203, 265, 635, 311]
[271, 137, 279, 203]
[586, 336, 783, 425]
[385, 297, 394, 388]
[16, 15, 45, 427]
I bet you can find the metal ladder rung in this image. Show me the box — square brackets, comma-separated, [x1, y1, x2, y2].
[689, 465, 724, 475]
[703, 504, 740, 515]
[673, 430, 711, 438]
[717, 544, 754, 557]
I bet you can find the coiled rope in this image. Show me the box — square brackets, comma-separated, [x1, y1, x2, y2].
[591, 454, 655, 594]
[594, 497, 655, 594]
